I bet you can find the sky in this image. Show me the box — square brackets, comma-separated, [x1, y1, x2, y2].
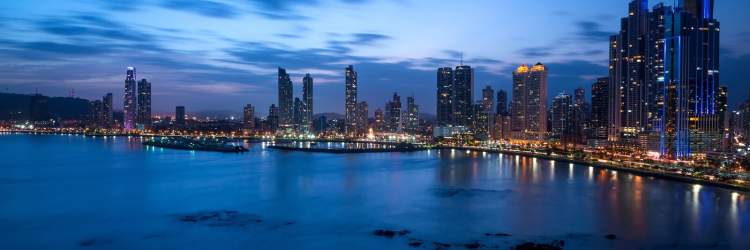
[1, 0, 749, 116]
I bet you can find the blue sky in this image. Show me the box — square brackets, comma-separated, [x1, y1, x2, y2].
[1, 0, 749, 115]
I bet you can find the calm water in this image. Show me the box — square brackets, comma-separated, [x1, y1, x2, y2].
[0, 134, 748, 250]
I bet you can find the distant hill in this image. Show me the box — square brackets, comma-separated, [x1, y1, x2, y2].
[0, 92, 91, 120]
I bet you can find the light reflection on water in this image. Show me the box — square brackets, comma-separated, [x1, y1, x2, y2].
[0, 134, 748, 249]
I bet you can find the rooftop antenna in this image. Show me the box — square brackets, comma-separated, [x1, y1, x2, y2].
[459, 52, 464, 66]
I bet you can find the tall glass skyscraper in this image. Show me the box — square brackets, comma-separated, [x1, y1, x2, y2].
[452, 65, 474, 127]
[277, 67, 293, 131]
[123, 67, 136, 131]
[137, 79, 151, 130]
[345, 65, 358, 136]
[436, 67, 454, 126]
[302, 73, 314, 133]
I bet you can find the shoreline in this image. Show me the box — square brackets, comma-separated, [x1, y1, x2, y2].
[267, 144, 429, 154]
[442, 146, 750, 193]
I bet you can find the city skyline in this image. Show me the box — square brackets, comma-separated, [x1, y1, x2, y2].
[1, 0, 749, 115]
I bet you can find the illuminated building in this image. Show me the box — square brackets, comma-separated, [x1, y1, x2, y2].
[102, 93, 113, 128]
[436, 67, 454, 126]
[123, 67, 136, 131]
[137, 79, 151, 130]
[591, 78, 609, 144]
[356, 101, 369, 135]
[452, 65, 474, 127]
[474, 86, 494, 140]
[386, 93, 401, 132]
[550, 93, 573, 144]
[406, 96, 419, 133]
[268, 104, 279, 133]
[345, 65, 358, 136]
[243, 104, 255, 133]
[302, 73, 313, 134]
[511, 63, 548, 141]
[374, 108, 385, 132]
[277, 67, 293, 132]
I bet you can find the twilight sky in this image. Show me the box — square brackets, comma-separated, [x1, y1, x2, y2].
[1, 0, 749, 116]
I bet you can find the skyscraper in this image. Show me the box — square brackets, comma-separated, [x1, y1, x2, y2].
[551, 93, 573, 144]
[496, 90, 508, 115]
[374, 108, 385, 132]
[406, 95, 419, 133]
[293, 97, 305, 132]
[268, 104, 279, 133]
[277, 67, 294, 131]
[436, 67, 454, 126]
[302, 73, 314, 134]
[243, 104, 255, 134]
[476, 86, 494, 140]
[123, 67, 137, 131]
[345, 65, 358, 136]
[452, 65, 474, 127]
[137, 79, 151, 130]
[175, 106, 185, 126]
[386, 93, 402, 133]
[511, 63, 548, 141]
[591, 78, 609, 144]
[102, 93, 113, 128]
[356, 101, 369, 135]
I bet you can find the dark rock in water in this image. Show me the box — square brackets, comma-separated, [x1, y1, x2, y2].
[433, 241, 452, 249]
[78, 238, 113, 247]
[408, 239, 423, 247]
[463, 241, 484, 249]
[485, 232, 512, 237]
[372, 229, 410, 238]
[177, 210, 262, 227]
[605, 234, 617, 240]
[512, 240, 564, 250]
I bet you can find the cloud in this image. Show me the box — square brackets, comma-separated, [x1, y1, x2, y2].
[160, 0, 239, 18]
[575, 21, 613, 42]
[517, 46, 554, 58]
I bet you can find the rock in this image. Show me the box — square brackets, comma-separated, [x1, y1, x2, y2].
[512, 240, 564, 250]
[398, 229, 412, 236]
[484, 232, 511, 237]
[372, 229, 410, 238]
[408, 239, 424, 247]
[176, 210, 262, 227]
[433, 241, 452, 249]
[605, 234, 617, 240]
[463, 241, 484, 249]
[78, 238, 113, 247]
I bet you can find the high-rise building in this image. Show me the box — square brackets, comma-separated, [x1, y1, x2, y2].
[302, 73, 313, 133]
[277, 67, 294, 131]
[511, 63, 548, 141]
[175, 106, 185, 126]
[591, 78, 609, 143]
[356, 101, 369, 135]
[718, 86, 729, 151]
[496, 90, 508, 115]
[102, 93, 113, 128]
[386, 93, 402, 132]
[89, 100, 103, 127]
[243, 104, 255, 134]
[405, 96, 419, 133]
[268, 104, 279, 133]
[137, 79, 152, 130]
[345, 65, 358, 136]
[436, 67, 454, 126]
[293, 97, 305, 132]
[123, 67, 137, 131]
[475, 86, 494, 140]
[374, 108, 385, 132]
[571, 87, 588, 145]
[452, 65, 474, 127]
[550, 93, 573, 144]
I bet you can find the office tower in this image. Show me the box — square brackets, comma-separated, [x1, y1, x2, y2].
[511, 63, 548, 141]
[496, 90, 508, 115]
[452, 65, 474, 127]
[243, 104, 255, 133]
[591, 78, 610, 143]
[718, 86, 729, 151]
[494, 114, 511, 141]
[89, 100, 103, 127]
[551, 93, 573, 144]
[651, 0, 721, 159]
[102, 93, 113, 128]
[302, 73, 313, 133]
[268, 104, 279, 133]
[476, 86, 494, 140]
[277, 67, 294, 131]
[315, 115, 327, 134]
[571, 87, 588, 145]
[137, 79, 152, 130]
[374, 108, 385, 132]
[406, 96, 419, 133]
[293, 97, 306, 132]
[123, 67, 137, 131]
[436, 67, 454, 126]
[175, 106, 185, 126]
[356, 101, 369, 135]
[345, 65, 358, 136]
[386, 93, 402, 133]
